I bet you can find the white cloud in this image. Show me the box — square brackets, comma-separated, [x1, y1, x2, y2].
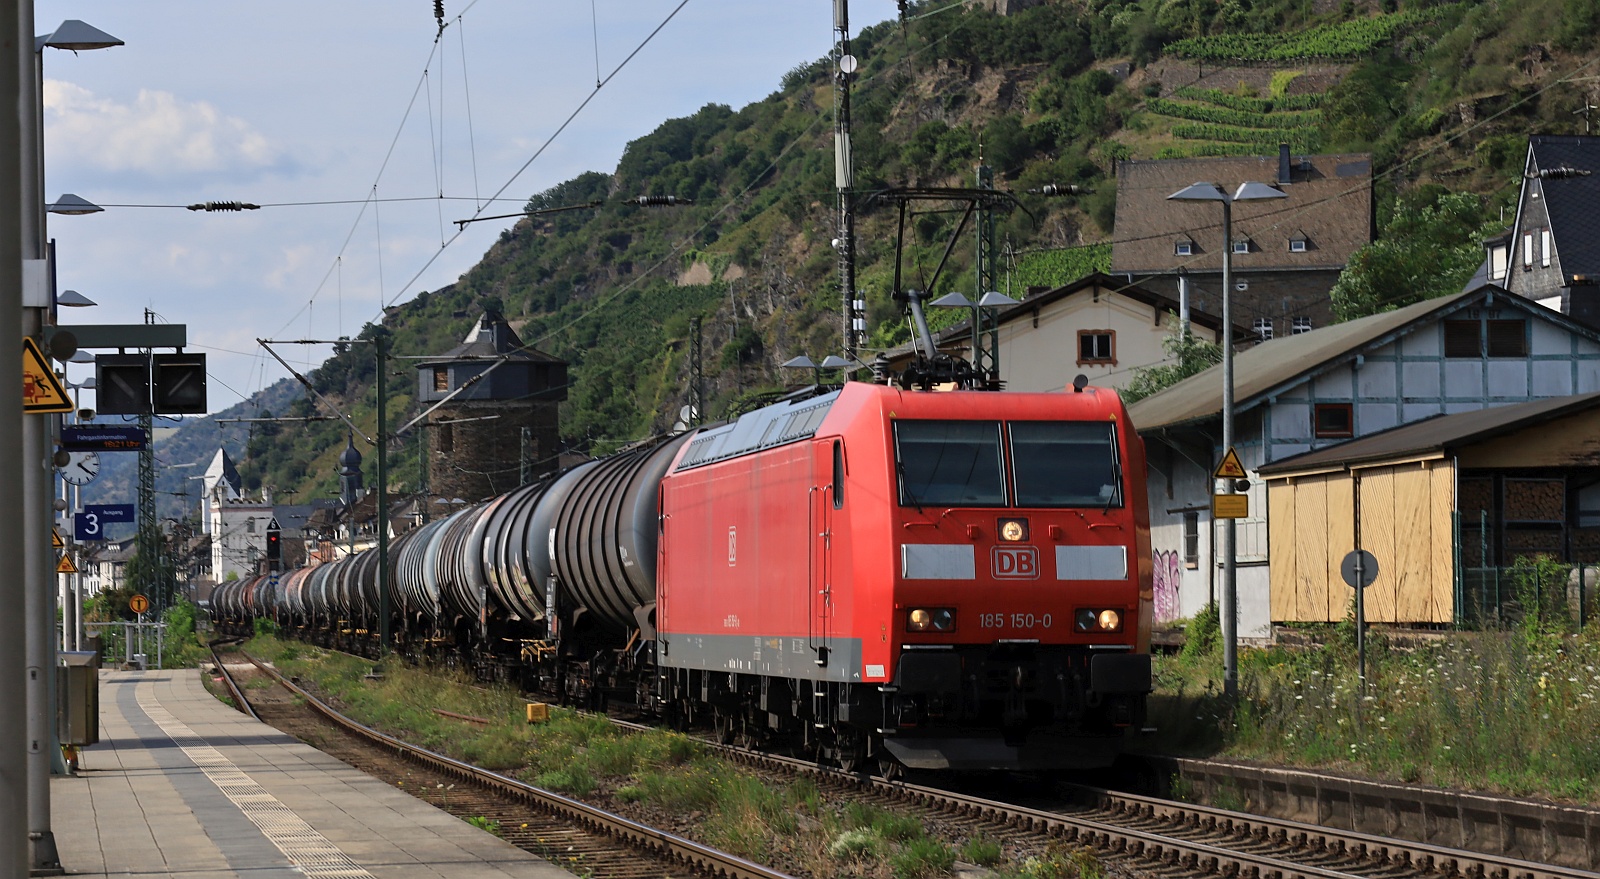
[44, 80, 282, 178]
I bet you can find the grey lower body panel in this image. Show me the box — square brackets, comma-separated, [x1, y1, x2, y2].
[659, 631, 865, 684]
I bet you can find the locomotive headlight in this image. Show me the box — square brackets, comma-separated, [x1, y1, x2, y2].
[907, 608, 956, 633]
[998, 517, 1029, 542]
[1075, 608, 1124, 633]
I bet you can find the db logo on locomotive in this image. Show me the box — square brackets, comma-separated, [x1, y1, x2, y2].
[991, 546, 1039, 579]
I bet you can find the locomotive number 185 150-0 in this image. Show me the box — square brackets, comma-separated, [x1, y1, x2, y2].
[978, 613, 1052, 629]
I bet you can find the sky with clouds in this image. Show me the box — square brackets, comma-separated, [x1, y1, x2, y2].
[41, 1, 903, 413]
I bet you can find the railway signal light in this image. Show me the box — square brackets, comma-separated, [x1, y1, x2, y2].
[95, 353, 207, 415]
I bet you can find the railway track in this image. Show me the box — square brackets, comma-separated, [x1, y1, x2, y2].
[213, 639, 1600, 879]
[697, 730, 1600, 879]
[207, 642, 793, 879]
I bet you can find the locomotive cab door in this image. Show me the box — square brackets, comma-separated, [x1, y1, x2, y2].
[809, 439, 840, 669]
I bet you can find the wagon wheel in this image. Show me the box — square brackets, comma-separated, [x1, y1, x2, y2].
[713, 709, 737, 745]
[876, 756, 904, 782]
[836, 731, 868, 773]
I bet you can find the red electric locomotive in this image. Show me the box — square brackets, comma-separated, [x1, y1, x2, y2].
[656, 379, 1151, 772]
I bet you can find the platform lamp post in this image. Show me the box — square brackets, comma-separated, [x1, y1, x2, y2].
[21, 15, 122, 876]
[1166, 180, 1286, 698]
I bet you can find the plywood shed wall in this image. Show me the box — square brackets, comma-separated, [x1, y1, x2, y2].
[1268, 460, 1455, 624]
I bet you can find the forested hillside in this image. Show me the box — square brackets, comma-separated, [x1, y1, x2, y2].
[157, 0, 1600, 504]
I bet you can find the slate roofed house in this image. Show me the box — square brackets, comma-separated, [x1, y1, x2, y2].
[1112, 145, 1374, 341]
[1480, 135, 1600, 325]
[1126, 283, 1600, 639]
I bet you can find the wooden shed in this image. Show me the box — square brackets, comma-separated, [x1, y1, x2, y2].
[1259, 392, 1600, 625]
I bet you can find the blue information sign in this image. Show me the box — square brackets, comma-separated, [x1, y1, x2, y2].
[61, 425, 146, 451]
[75, 504, 136, 541]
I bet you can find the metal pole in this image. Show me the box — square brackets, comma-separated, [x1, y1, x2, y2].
[833, 0, 859, 362]
[21, 1, 63, 864]
[375, 328, 391, 654]
[1, 1, 29, 871]
[1220, 197, 1239, 699]
[1353, 473, 1366, 698]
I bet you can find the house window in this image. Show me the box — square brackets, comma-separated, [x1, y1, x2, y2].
[1174, 239, 1193, 256]
[1252, 318, 1274, 340]
[1182, 512, 1200, 567]
[433, 366, 449, 392]
[1232, 238, 1250, 254]
[246, 519, 256, 534]
[1289, 235, 1308, 252]
[1443, 320, 1480, 357]
[1077, 330, 1115, 365]
[1486, 319, 1527, 357]
[1524, 232, 1535, 270]
[1292, 317, 1313, 334]
[1542, 229, 1552, 268]
[1446, 318, 1527, 357]
[1313, 403, 1353, 438]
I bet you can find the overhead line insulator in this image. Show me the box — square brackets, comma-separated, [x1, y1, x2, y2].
[187, 201, 261, 212]
[636, 195, 692, 207]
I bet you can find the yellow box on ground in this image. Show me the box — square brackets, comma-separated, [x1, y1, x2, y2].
[525, 702, 550, 724]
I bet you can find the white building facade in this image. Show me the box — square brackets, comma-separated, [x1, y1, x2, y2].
[1129, 286, 1600, 637]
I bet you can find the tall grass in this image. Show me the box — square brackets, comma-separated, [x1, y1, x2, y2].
[1151, 593, 1600, 801]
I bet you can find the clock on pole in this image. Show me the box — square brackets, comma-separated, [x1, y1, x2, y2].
[59, 451, 100, 486]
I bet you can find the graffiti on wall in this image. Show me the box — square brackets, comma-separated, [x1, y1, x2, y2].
[1153, 550, 1183, 623]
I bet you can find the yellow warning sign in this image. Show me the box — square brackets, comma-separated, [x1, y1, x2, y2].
[1214, 446, 1248, 480]
[55, 553, 77, 574]
[1213, 493, 1249, 519]
[51, 528, 64, 549]
[22, 337, 72, 414]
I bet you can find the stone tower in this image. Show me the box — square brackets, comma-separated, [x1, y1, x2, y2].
[415, 303, 567, 502]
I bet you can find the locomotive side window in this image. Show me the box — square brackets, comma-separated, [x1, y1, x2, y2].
[833, 439, 845, 509]
[1009, 422, 1122, 507]
[894, 421, 1006, 507]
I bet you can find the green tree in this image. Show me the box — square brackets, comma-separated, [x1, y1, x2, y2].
[1122, 327, 1223, 403]
[1329, 188, 1496, 322]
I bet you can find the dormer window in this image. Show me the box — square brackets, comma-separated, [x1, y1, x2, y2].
[433, 366, 449, 392]
[1231, 238, 1251, 254]
[1289, 232, 1308, 253]
[1174, 237, 1194, 257]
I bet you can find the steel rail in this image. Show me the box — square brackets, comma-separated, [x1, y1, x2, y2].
[1078, 786, 1600, 879]
[235, 651, 794, 879]
[206, 639, 260, 722]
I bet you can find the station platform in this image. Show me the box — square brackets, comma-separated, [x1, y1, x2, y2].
[50, 668, 570, 879]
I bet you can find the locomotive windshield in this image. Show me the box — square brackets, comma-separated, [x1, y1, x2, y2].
[894, 421, 1007, 507]
[1010, 422, 1121, 507]
[893, 420, 1122, 508]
